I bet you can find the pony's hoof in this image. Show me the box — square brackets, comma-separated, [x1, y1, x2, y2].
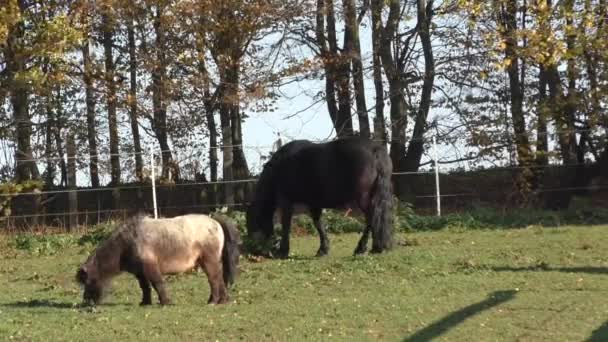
[159, 299, 173, 306]
[208, 297, 229, 305]
[139, 300, 152, 306]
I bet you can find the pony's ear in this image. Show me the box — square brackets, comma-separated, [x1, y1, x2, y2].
[76, 266, 88, 284]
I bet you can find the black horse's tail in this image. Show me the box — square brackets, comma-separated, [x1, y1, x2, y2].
[370, 146, 394, 253]
[213, 215, 241, 287]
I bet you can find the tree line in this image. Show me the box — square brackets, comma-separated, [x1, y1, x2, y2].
[1, 0, 607, 212]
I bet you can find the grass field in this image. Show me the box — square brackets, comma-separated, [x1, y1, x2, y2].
[1, 225, 607, 341]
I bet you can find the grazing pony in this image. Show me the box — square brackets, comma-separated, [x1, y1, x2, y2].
[76, 213, 240, 306]
[246, 136, 394, 258]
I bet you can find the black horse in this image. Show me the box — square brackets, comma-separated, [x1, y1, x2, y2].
[246, 136, 394, 258]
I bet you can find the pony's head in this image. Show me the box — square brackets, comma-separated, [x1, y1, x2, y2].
[75, 219, 135, 305]
[76, 256, 108, 305]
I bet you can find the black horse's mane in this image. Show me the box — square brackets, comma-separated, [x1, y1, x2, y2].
[248, 140, 315, 236]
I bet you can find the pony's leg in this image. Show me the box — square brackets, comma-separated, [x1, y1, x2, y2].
[277, 205, 293, 259]
[136, 273, 152, 305]
[311, 208, 330, 257]
[143, 261, 171, 305]
[199, 255, 227, 304]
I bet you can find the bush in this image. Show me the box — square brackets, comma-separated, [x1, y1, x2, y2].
[77, 222, 116, 246]
[12, 234, 77, 256]
[403, 206, 608, 231]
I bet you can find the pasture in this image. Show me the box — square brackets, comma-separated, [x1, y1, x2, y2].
[0, 224, 607, 341]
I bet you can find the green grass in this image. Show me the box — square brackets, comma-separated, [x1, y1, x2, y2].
[1, 225, 608, 341]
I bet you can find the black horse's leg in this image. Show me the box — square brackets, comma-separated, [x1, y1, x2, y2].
[136, 273, 152, 305]
[354, 226, 371, 255]
[277, 204, 293, 259]
[311, 208, 330, 257]
[354, 210, 372, 255]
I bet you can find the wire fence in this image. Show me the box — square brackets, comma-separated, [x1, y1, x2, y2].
[2, 131, 607, 229]
[2, 161, 606, 230]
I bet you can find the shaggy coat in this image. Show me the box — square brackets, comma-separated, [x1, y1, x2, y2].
[76, 213, 240, 306]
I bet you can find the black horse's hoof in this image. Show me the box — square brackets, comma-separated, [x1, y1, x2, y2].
[316, 249, 329, 257]
[353, 249, 366, 256]
[370, 247, 385, 254]
[276, 252, 290, 259]
[353, 243, 367, 256]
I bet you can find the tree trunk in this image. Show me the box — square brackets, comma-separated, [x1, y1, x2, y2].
[535, 0, 550, 168]
[218, 75, 235, 205]
[82, 36, 100, 188]
[44, 94, 56, 187]
[6, 11, 39, 182]
[402, 0, 435, 172]
[327, 0, 353, 137]
[206, 109, 218, 185]
[66, 131, 78, 231]
[371, 0, 386, 143]
[199, 53, 218, 207]
[53, 110, 67, 187]
[227, 62, 250, 203]
[499, 0, 535, 204]
[343, 0, 369, 138]
[502, 0, 532, 167]
[102, 13, 121, 186]
[536, 64, 549, 167]
[547, 66, 577, 166]
[316, 0, 339, 130]
[377, 0, 409, 198]
[152, 5, 177, 182]
[544, 0, 576, 167]
[564, 0, 580, 164]
[127, 18, 144, 182]
[583, 0, 606, 135]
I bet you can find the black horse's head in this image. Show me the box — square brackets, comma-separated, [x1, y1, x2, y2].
[246, 162, 279, 254]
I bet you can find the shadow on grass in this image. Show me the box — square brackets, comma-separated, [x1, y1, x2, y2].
[1, 299, 123, 309]
[403, 290, 517, 342]
[491, 265, 608, 275]
[1, 299, 80, 309]
[586, 321, 608, 342]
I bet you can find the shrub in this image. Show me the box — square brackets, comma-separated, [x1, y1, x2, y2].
[12, 234, 77, 256]
[77, 222, 116, 246]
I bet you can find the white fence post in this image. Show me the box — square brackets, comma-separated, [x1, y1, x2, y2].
[433, 136, 441, 217]
[150, 147, 158, 219]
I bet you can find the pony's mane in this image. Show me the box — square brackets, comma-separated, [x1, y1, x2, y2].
[93, 213, 149, 257]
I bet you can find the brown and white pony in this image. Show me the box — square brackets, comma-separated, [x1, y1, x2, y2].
[76, 213, 240, 306]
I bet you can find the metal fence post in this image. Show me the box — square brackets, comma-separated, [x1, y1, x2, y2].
[433, 136, 441, 217]
[150, 147, 158, 219]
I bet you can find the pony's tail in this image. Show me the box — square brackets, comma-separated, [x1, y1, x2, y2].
[370, 146, 394, 253]
[214, 215, 241, 287]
